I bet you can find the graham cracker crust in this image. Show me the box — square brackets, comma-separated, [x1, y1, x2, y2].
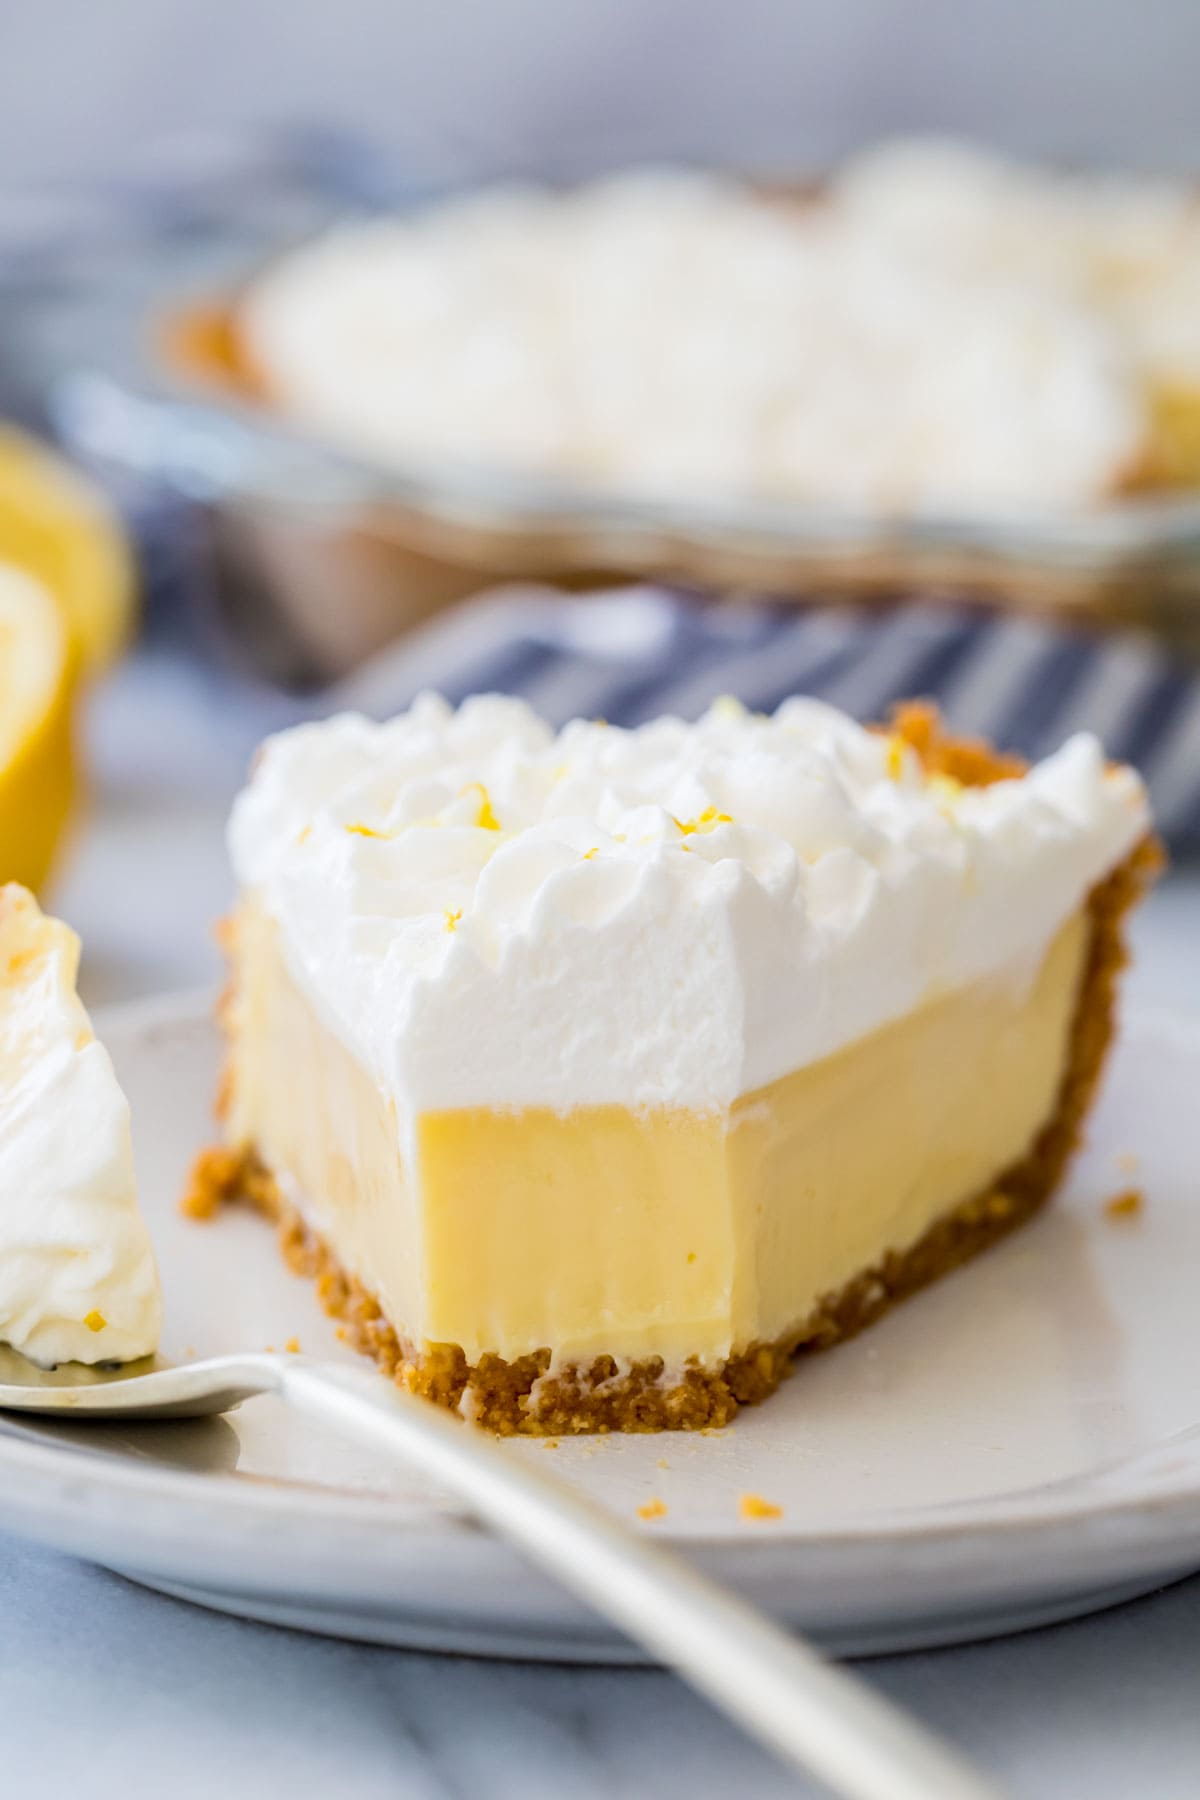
[185, 707, 1161, 1434]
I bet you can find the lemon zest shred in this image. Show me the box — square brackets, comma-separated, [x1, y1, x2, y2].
[444, 908, 462, 933]
[674, 805, 734, 836]
[83, 1309, 107, 1333]
[460, 781, 501, 831]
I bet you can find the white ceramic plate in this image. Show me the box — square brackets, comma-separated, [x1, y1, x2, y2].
[2, 994, 1200, 1662]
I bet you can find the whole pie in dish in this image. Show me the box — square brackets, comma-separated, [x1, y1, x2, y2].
[204, 143, 1200, 514]
[159, 144, 1200, 679]
[188, 695, 1157, 1433]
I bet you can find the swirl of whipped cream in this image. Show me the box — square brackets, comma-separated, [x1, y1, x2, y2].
[0, 886, 162, 1365]
[230, 693, 1148, 1115]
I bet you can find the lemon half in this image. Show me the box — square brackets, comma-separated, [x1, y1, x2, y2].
[0, 566, 75, 892]
[0, 425, 135, 673]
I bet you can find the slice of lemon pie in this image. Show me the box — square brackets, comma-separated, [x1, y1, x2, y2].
[0, 884, 161, 1365]
[192, 695, 1156, 1433]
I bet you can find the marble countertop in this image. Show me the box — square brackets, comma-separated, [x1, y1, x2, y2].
[7, 652, 1200, 1799]
[7, 1528, 1200, 1800]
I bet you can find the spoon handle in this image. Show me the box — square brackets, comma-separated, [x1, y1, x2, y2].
[279, 1360, 1003, 1800]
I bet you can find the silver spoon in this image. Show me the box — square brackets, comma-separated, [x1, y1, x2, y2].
[0, 1348, 1002, 1800]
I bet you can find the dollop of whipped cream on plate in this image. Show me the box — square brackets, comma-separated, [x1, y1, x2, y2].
[230, 693, 1148, 1114]
[0, 885, 162, 1364]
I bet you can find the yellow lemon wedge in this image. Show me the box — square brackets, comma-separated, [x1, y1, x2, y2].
[0, 425, 135, 672]
[0, 565, 76, 892]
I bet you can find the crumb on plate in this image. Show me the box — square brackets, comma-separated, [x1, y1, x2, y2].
[179, 1174, 222, 1220]
[1104, 1188, 1145, 1222]
[738, 1492, 783, 1522]
[637, 1497, 668, 1522]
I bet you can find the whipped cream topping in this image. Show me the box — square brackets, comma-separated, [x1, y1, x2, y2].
[836, 139, 1200, 386]
[230, 693, 1148, 1115]
[0, 886, 162, 1365]
[241, 164, 1149, 514]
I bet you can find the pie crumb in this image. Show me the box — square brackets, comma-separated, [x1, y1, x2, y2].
[284, 1336, 301, 1353]
[739, 1492, 783, 1522]
[541, 1439, 560, 1450]
[656, 1457, 670, 1470]
[1116, 1151, 1140, 1176]
[179, 1175, 222, 1220]
[637, 1497, 668, 1522]
[1104, 1187, 1145, 1222]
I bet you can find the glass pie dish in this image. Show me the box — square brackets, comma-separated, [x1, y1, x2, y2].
[8, 145, 1200, 680]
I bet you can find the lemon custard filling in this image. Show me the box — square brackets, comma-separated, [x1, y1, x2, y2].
[205, 694, 1153, 1432]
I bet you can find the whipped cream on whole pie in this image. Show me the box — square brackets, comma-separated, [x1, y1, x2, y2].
[835, 138, 1200, 388]
[240, 169, 1147, 512]
[238, 143, 1200, 512]
[0, 885, 161, 1365]
[204, 694, 1155, 1433]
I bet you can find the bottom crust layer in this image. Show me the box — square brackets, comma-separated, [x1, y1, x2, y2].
[184, 833, 1158, 1435]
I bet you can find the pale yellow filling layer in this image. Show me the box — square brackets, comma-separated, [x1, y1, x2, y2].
[226, 905, 1088, 1369]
